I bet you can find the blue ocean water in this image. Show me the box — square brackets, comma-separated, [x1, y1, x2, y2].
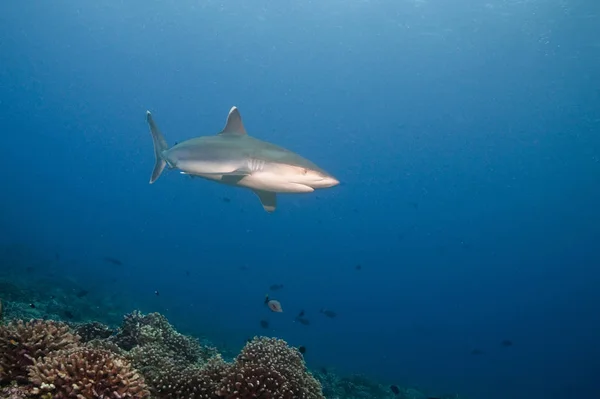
[1, 1, 599, 398]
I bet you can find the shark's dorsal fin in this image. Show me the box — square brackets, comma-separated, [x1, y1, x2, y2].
[253, 190, 276, 213]
[219, 106, 247, 136]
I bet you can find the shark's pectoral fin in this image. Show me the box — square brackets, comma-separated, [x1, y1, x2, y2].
[218, 166, 252, 185]
[252, 190, 276, 213]
[221, 175, 246, 185]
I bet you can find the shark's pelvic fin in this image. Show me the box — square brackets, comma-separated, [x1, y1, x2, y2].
[219, 106, 247, 136]
[253, 189, 277, 213]
[146, 111, 169, 184]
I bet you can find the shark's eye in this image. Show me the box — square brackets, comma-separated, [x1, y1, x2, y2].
[302, 168, 308, 175]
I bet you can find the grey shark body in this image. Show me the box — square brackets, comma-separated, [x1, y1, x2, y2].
[146, 106, 339, 212]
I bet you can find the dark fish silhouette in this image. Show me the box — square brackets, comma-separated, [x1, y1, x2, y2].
[501, 339, 513, 347]
[298, 346, 306, 354]
[64, 310, 75, 319]
[185, 270, 191, 276]
[390, 385, 400, 395]
[269, 284, 284, 291]
[154, 290, 160, 296]
[102, 256, 123, 266]
[260, 320, 269, 329]
[221, 197, 231, 203]
[75, 289, 89, 298]
[29, 303, 36, 309]
[295, 310, 310, 325]
[471, 348, 484, 355]
[355, 264, 362, 270]
[320, 309, 337, 318]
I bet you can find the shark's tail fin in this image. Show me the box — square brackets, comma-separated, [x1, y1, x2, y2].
[146, 111, 169, 184]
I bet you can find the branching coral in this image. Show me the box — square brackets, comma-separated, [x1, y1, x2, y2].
[73, 321, 114, 342]
[135, 352, 230, 399]
[216, 337, 325, 399]
[0, 320, 79, 383]
[111, 311, 209, 363]
[28, 347, 150, 398]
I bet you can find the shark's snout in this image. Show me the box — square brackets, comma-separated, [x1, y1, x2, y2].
[310, 174, 340, 189]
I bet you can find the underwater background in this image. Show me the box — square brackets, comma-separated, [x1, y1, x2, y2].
[1, 1, 599, 399]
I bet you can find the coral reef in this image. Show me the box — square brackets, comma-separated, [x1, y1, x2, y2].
[0, 302, 463, 399]
[111, 311, 216, 364]
[28, 347, 149, 398]
[136, 354, 230, 399]
[0, 384, 31, 399]
[73, 321, 114, 342]
[217, 336, 324, 399]
[0, 320, 79, 383]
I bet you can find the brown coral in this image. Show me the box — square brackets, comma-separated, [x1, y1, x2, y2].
[73, 321, 114, 342]
[28, 347, 150, 398]
[111, 311, 208, 363]
[128, 344, 229, 399]
[216, 337, 325, 399]
[0, 319, 79, 383]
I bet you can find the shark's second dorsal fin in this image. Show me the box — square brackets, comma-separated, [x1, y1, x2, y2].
[219, 106, 247, 136]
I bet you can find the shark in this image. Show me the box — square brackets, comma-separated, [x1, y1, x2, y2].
[146, 106, 339, 212]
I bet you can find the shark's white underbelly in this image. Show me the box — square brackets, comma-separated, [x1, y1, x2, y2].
[238, 172, 315, 193]
[194, 172, 314, 193]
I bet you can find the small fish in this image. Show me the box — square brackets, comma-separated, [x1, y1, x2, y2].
[268, 300, 283, 312]
[471, 348, 484, 355]
[185, 270, 190, 276]
[221, 197, 231, 203]
[75, 289, 89, 298]
[25, 266, 35, 273]
[260, 319, 269, 329]
[102, 256, 123, 266]
[264, 295, 283, 312]
[501, 339, 513, 347]
[295, 310, 310, 324]
[390, 385, 400, 395]
[55, 253, 60, 261]
[154, 290, 160, 296]
[29, 303, 36, 309]
[269, 284, 284, 291]
[320, 309, 337, 318]
[0, 298, 3, 321]
[64, 310, 74, 319]
[355, 264, 362, 270]
[298, 345, 306, 354]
